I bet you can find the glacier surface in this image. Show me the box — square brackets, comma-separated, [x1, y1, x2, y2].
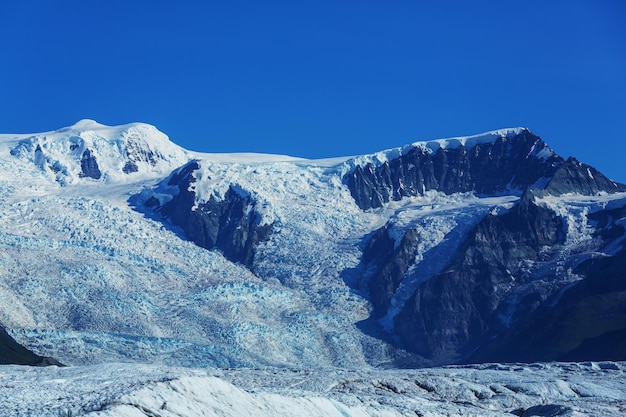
[1, 121, 625, 415]
[1, 361, 625, 416]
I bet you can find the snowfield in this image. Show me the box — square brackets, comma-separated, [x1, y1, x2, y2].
[1, 361, 624, 417]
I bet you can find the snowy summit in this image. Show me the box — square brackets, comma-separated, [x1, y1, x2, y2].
[5, 119, 190, 185]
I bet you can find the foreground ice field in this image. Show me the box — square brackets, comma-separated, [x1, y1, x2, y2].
[1, 361, 625, 416]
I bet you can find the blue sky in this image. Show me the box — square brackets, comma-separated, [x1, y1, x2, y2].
[1, 1, 625, 181]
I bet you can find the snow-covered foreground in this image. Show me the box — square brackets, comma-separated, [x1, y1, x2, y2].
[1, 362, 625, 416]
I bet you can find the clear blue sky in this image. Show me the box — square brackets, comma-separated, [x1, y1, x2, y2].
[1, 1, 625, 182]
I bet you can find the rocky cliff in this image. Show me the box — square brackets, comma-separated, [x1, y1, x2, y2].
[466, 247, 626, 363]
[345, 129, 625, 210]
[393, 192, 568, 361]
[142, 161, 273, 267]
[346, 129, 626, 364]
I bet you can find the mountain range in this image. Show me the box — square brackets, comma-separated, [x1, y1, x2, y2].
[0, 120, 625, 369]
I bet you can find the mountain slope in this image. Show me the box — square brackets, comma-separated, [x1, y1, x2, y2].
[467, 247, 626, 363]
[0, 122, 625, 367]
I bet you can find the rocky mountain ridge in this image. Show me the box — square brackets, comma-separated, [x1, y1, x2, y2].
[345, 128, 624, 210]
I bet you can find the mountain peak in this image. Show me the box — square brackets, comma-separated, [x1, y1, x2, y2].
[59, 119, 164, 138]
[10, 120, 190, 185]
[68, 119, 106, 130]
[343, 128, 625, 210]
[340, 127, 538, 174]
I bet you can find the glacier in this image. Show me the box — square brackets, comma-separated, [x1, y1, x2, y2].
[1, 121, 625, 415]
[0, 120, 404, 367]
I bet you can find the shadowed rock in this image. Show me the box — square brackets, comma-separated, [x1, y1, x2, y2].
[0, 326, 63, 366]
[148, 161, 273, 267]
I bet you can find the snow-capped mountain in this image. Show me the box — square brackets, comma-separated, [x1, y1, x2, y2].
[6, 119, 189, 185]
[1, 121, 625, 371]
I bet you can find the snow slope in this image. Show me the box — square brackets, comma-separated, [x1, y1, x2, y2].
[0, 121, 388, 367]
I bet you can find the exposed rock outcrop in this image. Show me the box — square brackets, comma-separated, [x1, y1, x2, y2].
[345, 129, 626, 210]
[357, 189, 626, 364]
[361, 227, 421, 315]
[541, 157, 624, 196]
[390, 193, 566, 361]
[145, 161, 273, 267]
[122, 134, 161, 174]
[344, 130, 555, 209]
[466, 247, 626, 363]
[79, 149, 102, 179]
[346, 129, 626, 363]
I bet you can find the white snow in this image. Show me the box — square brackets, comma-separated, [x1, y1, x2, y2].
[4, 119, 191, 185]
[0, 121, 385, 368]
[537, 192, 626, 250]
[587, 168, 595, 179]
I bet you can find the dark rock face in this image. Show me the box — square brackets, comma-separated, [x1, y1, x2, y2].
[358, 189, 626, 364]
[512, 404, 574, 417]
[0, 326, 62, 366]
[466, 215, 626, 364]
[346, 129, 626, 363]
[345, 130, 626, 210]
[389, 194, 566, 361]
[587, 203, 626, 240]
[122, 161, 139, 174]
[344, 130, 559, 210]
[542, 157, 625, 196]
[79, 149, 102, 179]
[361, 227, 420, 315]
[468, 250, 626, 363]
[150, 161, 273, 267]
